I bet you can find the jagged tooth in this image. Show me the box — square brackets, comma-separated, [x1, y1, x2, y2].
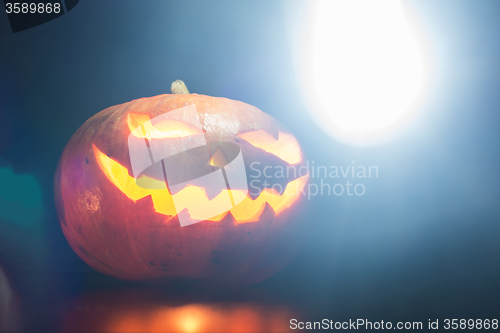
[94, 144, 308, 224]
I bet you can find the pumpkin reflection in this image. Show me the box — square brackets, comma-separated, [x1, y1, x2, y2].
[61, 290, 295, 333]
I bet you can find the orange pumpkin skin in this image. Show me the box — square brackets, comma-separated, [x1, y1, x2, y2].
[54, 93, 308, 285]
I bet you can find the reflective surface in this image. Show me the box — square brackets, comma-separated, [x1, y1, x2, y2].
[1, 0, 500, 332]
[59, 289, 297, 333]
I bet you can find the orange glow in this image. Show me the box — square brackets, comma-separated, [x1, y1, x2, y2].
[207, 147, 228, 167]
[127, 113, 202, 139]
[93, 145, 307, 222]
[237, 130, 302, 164]
[107, 313, 145, 333]
[151, 305, 211, 333]
[100, 303, 293, 333]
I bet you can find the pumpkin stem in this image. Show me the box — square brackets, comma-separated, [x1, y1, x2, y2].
[171, 80, 190, 94]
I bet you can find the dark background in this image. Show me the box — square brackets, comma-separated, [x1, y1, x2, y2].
[0, 0, 499, 331]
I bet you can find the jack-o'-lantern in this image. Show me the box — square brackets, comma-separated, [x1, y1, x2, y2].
[54, 80, 308, 285]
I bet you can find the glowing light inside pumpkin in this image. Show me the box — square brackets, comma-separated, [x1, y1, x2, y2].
[304, 0, 429, 144]
[207, 147, 228, 167]
[128, 112, 303, 165]
[93, 144, 307, 223]
[127, 113, 202, 139]
[237, 130, 302, 164]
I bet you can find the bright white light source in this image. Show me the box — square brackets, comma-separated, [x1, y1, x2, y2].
[304, 0, 429, 144]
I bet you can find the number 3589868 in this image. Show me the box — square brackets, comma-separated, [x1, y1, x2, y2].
[5, 2, 61, 14]
[444, 319, 498, 330]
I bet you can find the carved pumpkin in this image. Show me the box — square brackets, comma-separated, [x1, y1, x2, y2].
[54, 81, 308, 285]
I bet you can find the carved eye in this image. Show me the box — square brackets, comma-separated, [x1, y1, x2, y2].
[237, 129, 303, 165]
